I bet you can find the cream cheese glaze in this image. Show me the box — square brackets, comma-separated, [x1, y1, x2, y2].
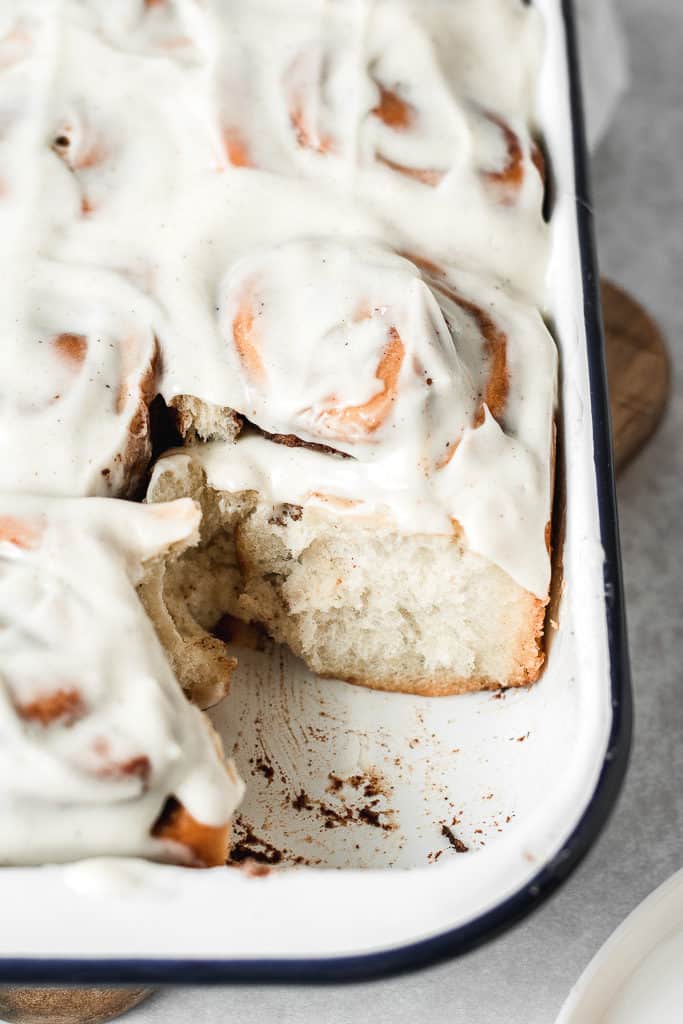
[0, 496, 244, 865]
[218, 240, 479, 462]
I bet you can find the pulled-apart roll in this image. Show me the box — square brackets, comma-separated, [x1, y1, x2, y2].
[0, 496, 243, 866]
[146, 239, 557, 696]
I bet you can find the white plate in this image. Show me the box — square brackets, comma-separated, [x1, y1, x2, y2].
[556, 868, 683, 1024]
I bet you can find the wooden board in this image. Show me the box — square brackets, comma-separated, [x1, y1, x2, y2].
[602, 279, 672, 474]
[0, 988, 153, 1024]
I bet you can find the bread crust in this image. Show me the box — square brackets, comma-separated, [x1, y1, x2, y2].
[236, 499, 548, 695]
[114, 339, 159, 498]
[291, 593, 546, 697]
[152, 797, 230, 867]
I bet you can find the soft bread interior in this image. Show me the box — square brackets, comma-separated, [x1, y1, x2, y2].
[169, 396, 242, 445]
[138, 485, 239, 709]
[145, 457, 546, 697]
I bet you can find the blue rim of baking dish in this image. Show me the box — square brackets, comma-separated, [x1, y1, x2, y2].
[0, 0, 632, 986]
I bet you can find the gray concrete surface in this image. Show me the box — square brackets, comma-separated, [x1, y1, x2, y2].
[97, 3, 683, 1021]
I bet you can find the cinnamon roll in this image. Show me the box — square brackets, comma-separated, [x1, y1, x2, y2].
[0, 264, 160, 497]
[214, 1, 546, 266]
[278, 41, 543, 205]
[147, 238, 556, 696]
[0, 496, 243, 866]
[216, 240, 477, 464]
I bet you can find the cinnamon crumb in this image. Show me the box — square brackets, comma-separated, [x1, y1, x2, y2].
[441, 824, 468, 853]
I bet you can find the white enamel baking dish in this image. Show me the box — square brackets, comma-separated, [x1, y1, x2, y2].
[0, 0, 631, 984]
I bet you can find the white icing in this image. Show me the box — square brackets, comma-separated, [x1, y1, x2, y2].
[63, 857, 172, 899]
[153, 251, 557, 598]
[0, 496, 244, 865]
[217, 240, 478, 464]
[0, 262, 159, 497]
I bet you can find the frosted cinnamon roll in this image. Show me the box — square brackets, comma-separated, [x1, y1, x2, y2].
[206, 1, 548, 294]
[148, 238, 557, 696]
[216, 3, 545, 221]
[46, 96, 214, 232]
[175, 237, 550, 474]
[0, 496, 243, 866]
[27, 10, 221, 248]
[407, 0, 544, 122]
[0, 263, 159, 497]
[218, 240, 477, 466]
[278, 42, 543, 205]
